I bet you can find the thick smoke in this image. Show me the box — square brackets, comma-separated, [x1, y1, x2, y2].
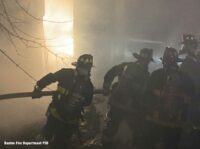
[0, 0, 72, 139]
[0, 0, 200, 143]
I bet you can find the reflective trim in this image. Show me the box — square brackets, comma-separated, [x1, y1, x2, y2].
[35, 85, 42, 91]
[57, 86, 69, 96]
[50, 107, 65, 123]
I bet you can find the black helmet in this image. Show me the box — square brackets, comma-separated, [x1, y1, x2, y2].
[133, 48, 154, 61]
[72, 54, 93, 68]
[179, 34, 198, 55]
[162, 47, 183, 66]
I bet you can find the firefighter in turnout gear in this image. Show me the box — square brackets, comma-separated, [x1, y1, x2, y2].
[179, 34, 200, 149]
[32, 54, 94, 149]
[102, 48, 154, 149]
[143, 47, 194, 149]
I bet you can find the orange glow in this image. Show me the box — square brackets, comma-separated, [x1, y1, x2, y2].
[43, 0, 73, 57]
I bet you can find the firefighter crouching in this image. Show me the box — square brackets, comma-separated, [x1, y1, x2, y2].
[142, 47, 194, 149]
[32, 54, 94, 149]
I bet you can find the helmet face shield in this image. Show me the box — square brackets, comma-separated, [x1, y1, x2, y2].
[162, 47, 180, 68]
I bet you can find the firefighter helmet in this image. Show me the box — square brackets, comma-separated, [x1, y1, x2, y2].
[179, 34, 198, 55]
[133, 48, 154, 61]
[162, 47, 183, 66]
[72, 54, 93, 68]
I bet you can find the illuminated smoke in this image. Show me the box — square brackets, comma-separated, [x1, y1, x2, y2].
[43, 0, 74, 57]
[129, 38, 164, 44]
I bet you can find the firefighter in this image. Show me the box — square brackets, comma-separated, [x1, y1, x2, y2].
[143, 47, 194, 149]
[179, 34, 200, 149]
[180, 34, 200, 97]
[102, 48, 154, 149]
[32, 54, 94, 149]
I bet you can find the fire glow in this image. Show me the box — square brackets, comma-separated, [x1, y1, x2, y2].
[43, 0, 73, 57]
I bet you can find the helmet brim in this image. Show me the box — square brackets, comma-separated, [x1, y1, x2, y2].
[71, 62, 94, 67]
[132, 53, 154, 62]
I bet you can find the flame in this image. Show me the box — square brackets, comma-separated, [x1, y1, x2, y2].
[43, 0, 73, 57]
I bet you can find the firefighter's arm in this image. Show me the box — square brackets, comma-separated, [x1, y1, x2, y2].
[103, 63, 128, 95]
[32, 69, 65, 98]
[32, 73, 56, 99]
